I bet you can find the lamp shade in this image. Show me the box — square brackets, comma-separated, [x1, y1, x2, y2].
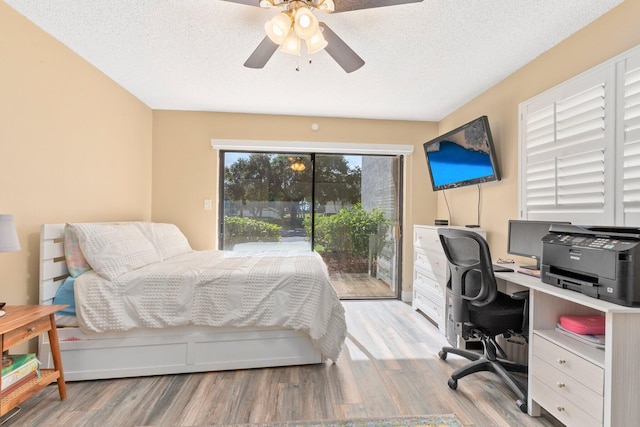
[265, 12, 292, 45]
[294, 7, 319, 40]
[306, 30, 328, 54]
[281, 31, 301, 56]
[0, 215, 20, 252]
[318, 0, 335, 12]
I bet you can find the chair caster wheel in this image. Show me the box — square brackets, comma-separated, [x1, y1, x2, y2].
[438, 351, 447, 360]
[516, 399, 527, 413]
[447, 378, 458, 390]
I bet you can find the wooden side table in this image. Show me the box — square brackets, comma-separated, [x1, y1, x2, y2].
[0, 305, 68, 416]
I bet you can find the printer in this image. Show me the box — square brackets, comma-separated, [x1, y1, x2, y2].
[540, 224, 640, 306]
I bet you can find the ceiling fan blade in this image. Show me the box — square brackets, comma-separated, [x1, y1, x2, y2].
[219, 0, 261, 7]
[320, 22, 364, 73]
[332, 0, 423, 13]
[244, 36, 279, 69]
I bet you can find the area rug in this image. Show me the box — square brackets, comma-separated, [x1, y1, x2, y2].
[228, 414, 463, 427]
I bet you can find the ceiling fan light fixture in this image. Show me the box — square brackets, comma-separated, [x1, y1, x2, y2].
[290, 157, 306, 172]
[306, 30, 327, 54]
[294, 7, 319, 40]
[259, 0, 274, 7]
[265, 12, 291, 44]
[281, 31, 301, 56]
[317, 0, 335, 13]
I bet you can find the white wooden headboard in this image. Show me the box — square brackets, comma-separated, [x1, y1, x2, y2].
[39, 224, 68, 305]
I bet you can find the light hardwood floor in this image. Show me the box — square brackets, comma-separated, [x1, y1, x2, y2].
[4, 301, 562, 427]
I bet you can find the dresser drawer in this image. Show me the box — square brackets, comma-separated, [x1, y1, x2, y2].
[531, 355, 603, 421]
[414, 226, 442, 251]
[413, 288, 445, 327]
[2, 316, 51, 348]
[532, 334, 604, 394]
[414, 249, 448, 281]
[413, 268, 444, 298]
[532, 376, 601, 427]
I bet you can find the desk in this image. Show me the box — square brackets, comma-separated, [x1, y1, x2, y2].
[494, 269, 640, 427]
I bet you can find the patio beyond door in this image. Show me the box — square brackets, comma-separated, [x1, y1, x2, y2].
[220, 152, 401, 299]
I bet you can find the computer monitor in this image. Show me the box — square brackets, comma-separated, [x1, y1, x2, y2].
[507, 219, 571, 270]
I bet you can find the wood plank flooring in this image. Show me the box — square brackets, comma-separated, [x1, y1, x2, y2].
[3, 301, 563, 427]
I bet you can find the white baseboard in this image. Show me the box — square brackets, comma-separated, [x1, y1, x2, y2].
[401, 290, 412, 303]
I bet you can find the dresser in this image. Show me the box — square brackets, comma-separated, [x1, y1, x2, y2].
[412, 225, 486, 335]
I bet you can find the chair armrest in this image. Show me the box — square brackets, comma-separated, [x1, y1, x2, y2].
[510, 290, 530, 300]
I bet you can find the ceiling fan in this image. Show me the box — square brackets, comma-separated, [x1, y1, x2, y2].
[221, 0, 424, 73]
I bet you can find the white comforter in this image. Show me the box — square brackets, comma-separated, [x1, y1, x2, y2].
[75, 249, 346, 361]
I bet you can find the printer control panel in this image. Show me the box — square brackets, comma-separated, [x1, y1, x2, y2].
[544, 234, 638, 251]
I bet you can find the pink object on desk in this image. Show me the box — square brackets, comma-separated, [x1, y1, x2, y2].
[559, 315, 605, 335]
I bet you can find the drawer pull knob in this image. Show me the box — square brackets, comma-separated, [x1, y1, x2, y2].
[556, 358, 566, 364]
[556, 382, 566, 388]
[27, 327, 36, 333]
[556, 406, 565, 412]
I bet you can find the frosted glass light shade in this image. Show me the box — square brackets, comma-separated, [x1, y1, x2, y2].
[0, 215, 20, 252]
[318, 0, 335, 12]
[265, 13, 291, 45]
[281, 31, 301, 56]
[306, 30, 327, 54]
[294, 8, 319, 40]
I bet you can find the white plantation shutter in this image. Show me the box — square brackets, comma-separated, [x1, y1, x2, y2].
[520, 45, 640, 226]
[520, 72, 612, 224]
[619, 57, 640, 225]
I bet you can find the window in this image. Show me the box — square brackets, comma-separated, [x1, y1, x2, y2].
[519, 44, 640, 226]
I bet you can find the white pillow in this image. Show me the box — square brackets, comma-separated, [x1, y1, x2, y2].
[136, 222, 192, 260]
[69, 223, 161, 280]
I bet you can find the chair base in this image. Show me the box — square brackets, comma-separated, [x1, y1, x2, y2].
[439, 340, 528, 413]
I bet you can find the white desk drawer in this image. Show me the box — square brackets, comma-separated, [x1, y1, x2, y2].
[531, 377, 601, 427]
[414, 226, 441, 251]
[532, 355, 603, 421]
[532, 334, 604, 394]
[414, 249, 447, 281]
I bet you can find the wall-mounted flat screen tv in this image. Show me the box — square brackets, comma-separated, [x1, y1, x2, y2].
[423, 116, 501, 191]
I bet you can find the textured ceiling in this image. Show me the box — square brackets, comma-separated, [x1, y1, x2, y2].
[5, 0, 624, 121]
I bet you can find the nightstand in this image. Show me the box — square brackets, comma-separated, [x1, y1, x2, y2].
[0, 305, 68, 416]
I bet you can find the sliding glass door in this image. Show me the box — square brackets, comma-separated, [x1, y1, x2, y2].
[220, 151, 402, 299]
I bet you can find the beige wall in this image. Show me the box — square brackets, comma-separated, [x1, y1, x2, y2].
[152, 110, 438, 291]
[0, 3, 153, 306]
[437, 0, 640, 262]
[3, 0, 638, 307]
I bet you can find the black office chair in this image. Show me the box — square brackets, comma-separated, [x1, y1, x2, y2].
[437, 228, 529, 413]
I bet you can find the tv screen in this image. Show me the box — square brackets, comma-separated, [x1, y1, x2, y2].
[423, 116, 501, 191]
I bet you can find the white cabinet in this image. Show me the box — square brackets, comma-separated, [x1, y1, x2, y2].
[530, 333, 603, 427]
[412, 225, 486, 335]
[495, 270, 640, 427]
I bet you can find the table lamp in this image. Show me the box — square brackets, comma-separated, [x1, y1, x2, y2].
[0, 214, 20, 317]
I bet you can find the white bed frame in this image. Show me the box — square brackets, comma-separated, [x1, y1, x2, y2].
[38, 224, 322, 381]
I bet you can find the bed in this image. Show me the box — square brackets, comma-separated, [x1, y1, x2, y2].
[38, 222, 346, 381]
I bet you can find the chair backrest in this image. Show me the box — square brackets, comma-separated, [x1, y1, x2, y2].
[438, 228, 498, 324]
